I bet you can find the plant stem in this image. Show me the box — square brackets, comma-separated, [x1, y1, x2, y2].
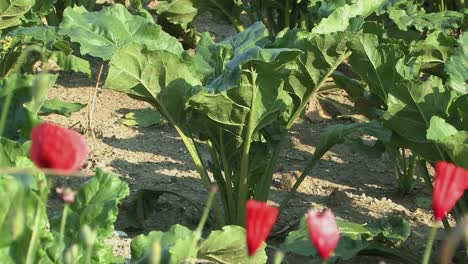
[273, 251, 285, 264]
[284, 0, 291, 28]
[87, 63, 104, 138]
[220, 130, 235, 221]
[422, 225, 438, 264]
[0, 82, 14, 137]
[25, 199, 43, 264]
[208, 0, 244, 32]
[59, 204, 69, 243]
[207, 139, 230, 223]
[255, 140, 283, 201]
[236, 69, 258, 225]
[174, 126, 224, 227]
[189, 187, 216, 264]
[279, 146, 328, 209]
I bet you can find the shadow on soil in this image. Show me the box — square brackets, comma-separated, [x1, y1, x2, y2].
[98, 116, 432, 239]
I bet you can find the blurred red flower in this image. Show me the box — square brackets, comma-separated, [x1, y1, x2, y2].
[30, 123, 89, 173]
[432, 161, 468, 221]
[246, 199, 278, 256]
[56, 187, 77, 204]
[306, 209, 340, 260]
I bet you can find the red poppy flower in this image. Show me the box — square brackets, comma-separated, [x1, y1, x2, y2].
[246, 199, 279, 256]
[306, 209, 340, 260]
[432, 161, 468, 221]
[30, 123, 89, 173]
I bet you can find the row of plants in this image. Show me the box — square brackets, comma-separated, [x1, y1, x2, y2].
[1, 0, 467, 263]
[0, 121, 467, 263]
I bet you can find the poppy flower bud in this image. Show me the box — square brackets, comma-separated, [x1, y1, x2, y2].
[432, 161, 468, 221]
[56, 187, 77, 204]
[30, 123, 89, 173]
[246, 199, 279, 256]
[306, 209, 340, 260]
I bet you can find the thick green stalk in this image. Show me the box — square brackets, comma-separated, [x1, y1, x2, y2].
[151, 95, 224, 226]
[284, 0, 291, 28]
[422, 226, 438, 264]
[220, 130, 235, 221]
[189, 188, 216, 264]
[59, 204, 69, 243]
[255, 139, 283, 201]
[208, 0, 244, 32]
[236, 69, 258, 225]
[174, 126, 224, 226]
[25, 201, 43, 264]
[257, 51, 353, 202]
[207, 140, 230, 223]
[280, 146, 329, 209]
[0, 85, 14, 137]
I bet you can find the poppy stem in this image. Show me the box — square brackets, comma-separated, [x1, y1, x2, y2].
[59, 204, 69, 243]
[422, 225, 438, 264]
[273, 251, 284, 264]
[189, 186, 217, 263]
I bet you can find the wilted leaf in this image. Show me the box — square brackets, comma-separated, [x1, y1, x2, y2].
[199, 225, 267, 264]
[120, 109, 165, 128]
[40, 98, 86, 117]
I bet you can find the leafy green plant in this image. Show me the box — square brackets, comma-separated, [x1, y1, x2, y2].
[0, 147, 129, 263]
[282, 215, 417, 263]
[99, 19, 363, 225]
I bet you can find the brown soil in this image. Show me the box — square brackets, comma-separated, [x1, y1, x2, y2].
[41, 10, 446, 264]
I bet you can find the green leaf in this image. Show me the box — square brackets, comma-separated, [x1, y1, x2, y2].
[199, 225, 267, 264]
[155, 0, 198, 29]
[415, 196, 431, 210]
[0, 0, 35, 30]
[282, 216, 368, 261]
[0, 173, 48, 263]
[120, 109, 165, 128]
[130, 224, 194, 264]
[105, 43, 201, 127]
[347, 33, 404, 104]
[194, 22, 270, 82]
[59, 4, 183, 60]
[31, 0, 58, 16]
[383, 77, 455, 149]
[409, 31, 457, 76]
[445, 32, 468, 95]
[311, 0, 386, 34]
[271, 29, 354, 112]
[48, 51, 91, 77]
[387, 6, 464, 32]
[58, 168, 130, 240]
[0, 137, 30, 167]
[448, 94, 468, 130]
[282, 215, 411, 261]
[40, 98, 87, 117]
[427, 116, 468, 168]
[0, 73, 58, 140]
[8, 25, 59, 44]
[366, 215, 411, 244]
